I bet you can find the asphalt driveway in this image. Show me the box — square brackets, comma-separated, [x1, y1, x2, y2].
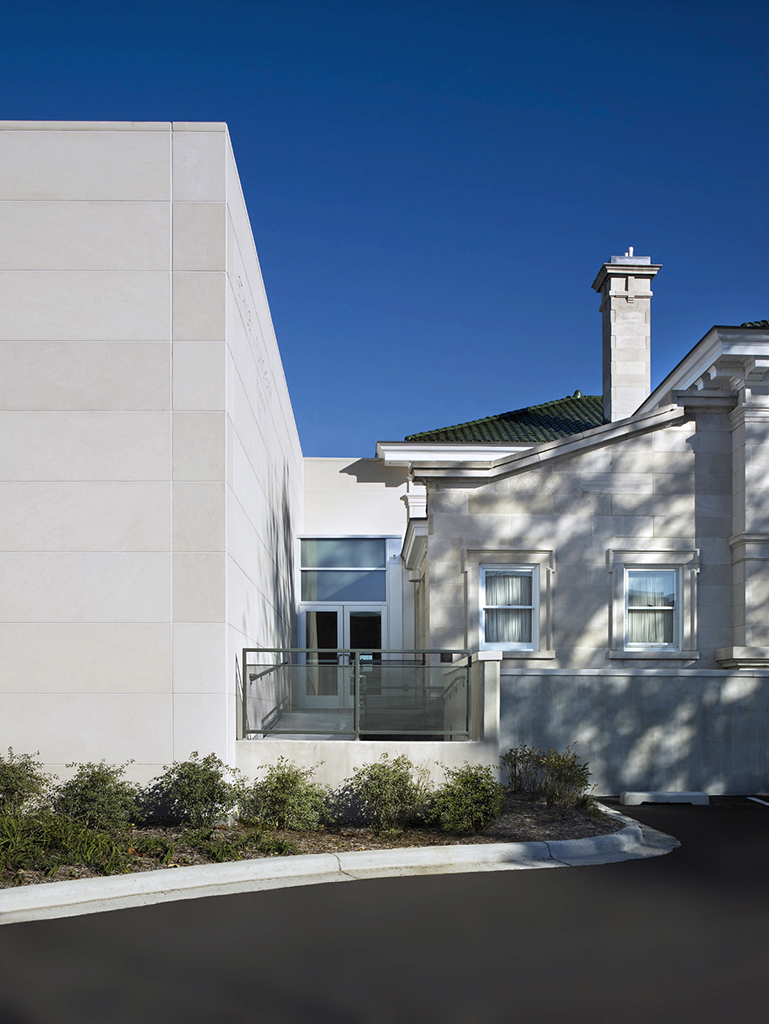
[0, 799, 767, 1023]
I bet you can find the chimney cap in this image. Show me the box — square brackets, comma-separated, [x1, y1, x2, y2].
[592, 255, 661, 292]
[610, 247, 652, 266]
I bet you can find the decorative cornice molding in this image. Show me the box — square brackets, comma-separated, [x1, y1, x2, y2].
[729, 402, 769, 428]
[461, 547, 555, 573]
[405, 405, 685, 482]
[637, 326, 769, 416]
[377, 441, 531, 465]
[401, 520, 428, 572]
[400, 492, 427, 519]
[716, 647, 769, 670]
[673, 390, 737, 412]
[591, 261, 662, 294]
[728, 533, 769, 548]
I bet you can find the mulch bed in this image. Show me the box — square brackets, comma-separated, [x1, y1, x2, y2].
[0, 796, 624, 889]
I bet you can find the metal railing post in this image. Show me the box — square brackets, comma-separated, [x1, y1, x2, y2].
[241, 649, 248, 739]
[354, 651, 360, 739]
[466, 656, 472, 741]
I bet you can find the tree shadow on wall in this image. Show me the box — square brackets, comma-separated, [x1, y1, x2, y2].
[493, 419, 768, 792]
[234, 461, 298, 728]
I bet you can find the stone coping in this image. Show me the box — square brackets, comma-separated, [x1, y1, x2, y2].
[0, 808, 678, 927]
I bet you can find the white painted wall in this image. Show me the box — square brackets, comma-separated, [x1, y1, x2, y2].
[303, 457, 409, 536]
[302, 457, 413, 649]
[0, 122, 303, 781]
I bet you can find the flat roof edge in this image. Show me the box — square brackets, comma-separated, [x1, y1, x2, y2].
[0, 121, 228, 132]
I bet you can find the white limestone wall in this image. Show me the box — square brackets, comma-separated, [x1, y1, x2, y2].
[729, 402, 769, 648]
[223, 130, 303, 750]
[425, 411, 733, 667]
[0, 122, 303, 781]
[422, 409, 758, 790]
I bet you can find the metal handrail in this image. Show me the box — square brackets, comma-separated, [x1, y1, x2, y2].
[243, 647, 471, 655]
[242, 648, 472, 740]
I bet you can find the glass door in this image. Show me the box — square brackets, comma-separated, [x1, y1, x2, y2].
[347, 608, 384, 652]
[299, 606, 386, 708]
[301, 606, 346, 709]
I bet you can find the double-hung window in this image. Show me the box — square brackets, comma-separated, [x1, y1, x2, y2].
[608, 548, 699, 659]
[480, 566, 538, 651]
[625, 568, 678, 649]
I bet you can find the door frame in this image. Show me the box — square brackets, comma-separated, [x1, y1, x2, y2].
[298, 604, 388, 708]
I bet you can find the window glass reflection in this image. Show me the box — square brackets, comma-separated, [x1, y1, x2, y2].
[301, 539, 386, 569]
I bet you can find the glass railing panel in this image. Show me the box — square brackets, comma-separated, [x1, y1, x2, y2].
[357, 660, 469, 738]
[242, 649, 471, 740]
[243, 651, 356, 737]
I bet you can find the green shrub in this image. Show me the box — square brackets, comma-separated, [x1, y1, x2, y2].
[180, 824, 297, 861]
[0, 811, 129, 876]
[0, 813, 39, 871]
[348, 754, 430, 833]
[181, 826, 250, 863]
[427, 763, 505, 833]
[539, 746, 592, 809]
[257, 834, 298, 857]
[130, 833, 176, 865]
[52, 761, 140, 832]
[146, 752, 242, 827]
[499, 744, 546, 795]
[240, 758, 330, 831]
[0, 749, 52, 814]
[500, 744, 592, 810]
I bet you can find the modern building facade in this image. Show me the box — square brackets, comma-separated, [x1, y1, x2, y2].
[1, 122, 767, 793]
[0, 121, 304, 783]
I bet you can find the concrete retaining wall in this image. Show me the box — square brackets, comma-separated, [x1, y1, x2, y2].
[236, 738, 498, 787]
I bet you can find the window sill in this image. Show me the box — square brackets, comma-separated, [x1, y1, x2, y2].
[501, 649, 556, 660]
[608, 650, 700, 661]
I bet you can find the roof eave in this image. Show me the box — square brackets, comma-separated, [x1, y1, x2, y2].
[637, 326, 769, 415]
[405, 405, 686, 482]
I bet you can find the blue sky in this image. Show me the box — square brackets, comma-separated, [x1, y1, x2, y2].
[3, 1, 768, 455]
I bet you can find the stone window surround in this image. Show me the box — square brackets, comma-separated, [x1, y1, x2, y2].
[463, 548, 555, 659]
[607, 547, 700, 660]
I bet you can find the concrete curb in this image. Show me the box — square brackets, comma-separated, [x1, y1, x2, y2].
[0, 811, 678, 926]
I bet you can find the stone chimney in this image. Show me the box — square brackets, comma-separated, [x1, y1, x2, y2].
[591, 248, 661, 422]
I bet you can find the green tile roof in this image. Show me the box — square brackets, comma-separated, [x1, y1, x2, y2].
[741, 320, 769, 328]
[404, 392, 606, 444]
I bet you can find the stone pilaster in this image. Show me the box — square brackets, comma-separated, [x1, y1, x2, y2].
[727, 399, 769, 650]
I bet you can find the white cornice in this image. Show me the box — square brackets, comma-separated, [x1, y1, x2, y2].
[376, 441, 532, 465]
[591, 261, 662, 293]
[402, 520, 428, 571]
[400, 405, 685, 482]
[637, 327, 769, 415]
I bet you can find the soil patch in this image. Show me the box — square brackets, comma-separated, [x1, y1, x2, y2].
[0, 796, 624, 889]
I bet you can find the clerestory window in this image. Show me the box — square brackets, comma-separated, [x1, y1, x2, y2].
[301, 538, 387, 602]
